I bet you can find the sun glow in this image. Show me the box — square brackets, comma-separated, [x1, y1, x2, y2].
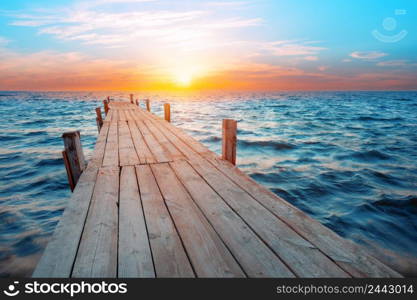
[164, 60, 212, 90]
[175, 73, 193, 87]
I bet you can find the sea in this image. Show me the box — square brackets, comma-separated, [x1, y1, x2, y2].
[0, 91, 416, 276]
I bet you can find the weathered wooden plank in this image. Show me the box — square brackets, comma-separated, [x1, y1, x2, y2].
[206, 156, 402, 278]
[33, 166, 99, 277]
[72, 166, 119, 278]
[89, 121, 110, 168]
[184, 156, 350, 277]
[102, 121, 119, 167]
[126, 110, 136, 121]
[119, 166, 155, 277]
[139, 109, 214, 157]
[118, 120, 140, 166]
[128, 120, 155, 164]
[136, 120, 171, 163]
[141, 113, 209, 163]
[112, 110, 119, 122]
[171, 160, 295, 277]
[104, 108, 113, 122]
[143, 120, 184, 160]
[119, 110, 127, 121]
[136, 165, 194, 277]
[151, 163, 245, 278]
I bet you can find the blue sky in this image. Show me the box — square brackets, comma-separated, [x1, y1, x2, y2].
[0, 0, 416, 90]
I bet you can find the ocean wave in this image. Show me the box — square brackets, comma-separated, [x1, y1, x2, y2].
[239, 139, 296, 150]
[357, 116, 403, 122]
[336, 150, 391, 162]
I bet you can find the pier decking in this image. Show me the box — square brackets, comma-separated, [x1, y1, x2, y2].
[33, 101, 401, 278]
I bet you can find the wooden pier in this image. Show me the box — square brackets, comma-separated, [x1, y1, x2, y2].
[33, 100, 401, 278]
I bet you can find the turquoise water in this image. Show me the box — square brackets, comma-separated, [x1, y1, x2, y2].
[0, 91, 416, 276]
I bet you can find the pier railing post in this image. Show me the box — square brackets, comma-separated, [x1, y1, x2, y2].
[164, 103, 171, 122]
[62, 150, 75, 192]
[146, 99, 150, 112]
[62, 131, 86, 191]
[103, 99, 109, 115]
[222, 119, 237, 165]
[130, 94, 134, 104]
[95, 107, 103, 132]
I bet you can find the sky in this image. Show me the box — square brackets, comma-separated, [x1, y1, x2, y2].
[0, 0, 416, 91]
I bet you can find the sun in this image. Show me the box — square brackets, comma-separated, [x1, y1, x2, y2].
[174, 73, 192, 87]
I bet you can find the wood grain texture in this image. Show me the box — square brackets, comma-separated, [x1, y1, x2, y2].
[164, 103, 170, 122]
[171, 160, 295, 277]
[143, 120, 184, 160]
[89, 122, 109, 168]
[128, 120, 155, 164]
[118, 121, 140, 166]
[102, 121, 119, 167]
[151, 163, 245, 278]
[62, 131, 86, 185]
[119, 166, 155, 277]
[136, 120, 171, 163]
[205, 156, 402, 278]
[136, 164, 194, 277]
[222, 119, 237, 165]
[185, 156, 349, 277]
[72, 166, 119, 277]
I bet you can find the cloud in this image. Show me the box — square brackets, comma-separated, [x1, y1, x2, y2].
[9, 1, 261, 51]
[265, 41, 326, 56]
[203, 18, 262, 29]
[350, 51, 387, 60]
[376, 60, 407, 67]
[0, 49, 141, 90]
[78, 0, 156, 9]
[206, 1, 250, 7]
[304, 56, 318, 61]
[0, 36, 10, 46]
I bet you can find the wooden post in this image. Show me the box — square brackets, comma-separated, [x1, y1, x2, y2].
[130, 94, 134, 104]
[164, 103, 171, 122]
[103, 99, 109, 115]
[62, 150, 75, 192]
[222, 119, 237, 165]
[62, 131, 86, 191]
[146, 99, 150, 112]
[95, 107, 103, 132]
